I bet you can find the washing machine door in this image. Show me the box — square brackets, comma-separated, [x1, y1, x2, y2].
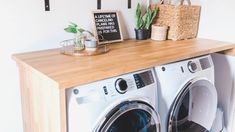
[168, 78, 217, 132]
[95, 101, 161, 132]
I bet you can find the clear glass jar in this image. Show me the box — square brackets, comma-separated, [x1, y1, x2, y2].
[74, 33, 86, 50]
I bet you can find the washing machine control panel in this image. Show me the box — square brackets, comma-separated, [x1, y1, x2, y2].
[133, 70, 155, 89]
[70, 68, 157, 100]
[103, 68, 156, 97]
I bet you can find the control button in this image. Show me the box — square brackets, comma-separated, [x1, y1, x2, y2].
[188, 61, 197, 73]
[73, 89, 79, 95]
[115, 78, 128, 94]
[103, 86, 108, 95]
[180, 66, 184, 73]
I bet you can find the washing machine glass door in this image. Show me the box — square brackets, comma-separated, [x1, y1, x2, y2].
[96, 101, 161, 132]
[168, 78, 217, 132]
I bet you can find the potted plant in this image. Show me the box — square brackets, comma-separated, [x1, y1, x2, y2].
[64, 22, 95, 50]
[134, 3, 157, 40]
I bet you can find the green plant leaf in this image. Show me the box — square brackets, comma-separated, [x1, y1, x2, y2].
[135, 3, 143, 29]
[150, 7, 157, 25]
[143, 8, 151, 29]
[64, 26, 77, 33]
[64, 22, 78, 33]
[142, 13, 147, 26]
[136, 18, 143, 30]
[135, 3, 141, 18]
[70, 22, 77, 27]
[64, 22, 94, 37]
[77, 28, 85, 33]
[144, 6, 158, 29]
[134, 3, 158, 29]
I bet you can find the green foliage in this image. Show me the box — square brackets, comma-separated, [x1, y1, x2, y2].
[64, 22, 91, 35]
[64, 22, 78, 33]
[143, 7, 157, 29]
[64, 22, 95, 47]
[135, 3, 144, 30]
[134, 3, 157, 30]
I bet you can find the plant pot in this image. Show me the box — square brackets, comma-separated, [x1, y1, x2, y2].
[151, 25, 168, 41]
[135, 29, 150, 40]
[85, 39, 98, 51]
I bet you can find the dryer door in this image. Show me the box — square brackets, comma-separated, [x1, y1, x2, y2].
[95, 101, 161, 132]
[168, 78, 217, 132]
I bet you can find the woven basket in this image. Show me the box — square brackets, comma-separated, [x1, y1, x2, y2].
[151, 0, 201, 40]
[151, 25, 168, 41]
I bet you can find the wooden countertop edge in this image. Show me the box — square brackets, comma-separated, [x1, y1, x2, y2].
[11, 39, 235, 90]
[58, 44, 235, 89]
[12, 55, 60, 88]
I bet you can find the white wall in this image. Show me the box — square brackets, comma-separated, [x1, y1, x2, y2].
[198, 0, 235, 42]
[0, 0, 145, 131]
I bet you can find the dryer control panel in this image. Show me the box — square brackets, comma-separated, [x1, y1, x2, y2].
[187, 56, 212, 73]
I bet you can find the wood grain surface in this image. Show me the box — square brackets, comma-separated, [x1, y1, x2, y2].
[12, 38, 235, 89]
[18, 64, 65, 132]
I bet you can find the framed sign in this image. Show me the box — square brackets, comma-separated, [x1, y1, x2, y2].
[92, 10, 123, 44]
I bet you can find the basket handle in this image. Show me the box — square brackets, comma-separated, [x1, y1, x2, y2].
[159, 0, 164, 4]
[160, 0, 171, 5]
[180, 0, 191, 5]
[159, 0, 171, 4]
[159, 0, 191, 5]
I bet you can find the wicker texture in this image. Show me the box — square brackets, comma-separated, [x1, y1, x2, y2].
[151, 25, 168, 41]
[151, 0, 201, 40]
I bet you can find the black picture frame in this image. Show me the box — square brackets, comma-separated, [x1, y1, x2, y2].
[92, 10, 123, 44]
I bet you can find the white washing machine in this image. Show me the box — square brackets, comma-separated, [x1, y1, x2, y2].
[66, 68, 161, 132]
[155, 55, 218, 132]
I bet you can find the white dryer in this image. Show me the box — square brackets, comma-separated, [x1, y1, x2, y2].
[66, 68, 161, 132]
[155, 55, 218, 132]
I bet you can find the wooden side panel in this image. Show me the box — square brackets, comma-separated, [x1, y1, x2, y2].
[18, 64, 65, 132]
[19, 64, 33, 131]
[60, 89, 67, 132]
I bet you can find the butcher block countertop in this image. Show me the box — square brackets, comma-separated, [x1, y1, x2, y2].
[12, 38, 235, 89]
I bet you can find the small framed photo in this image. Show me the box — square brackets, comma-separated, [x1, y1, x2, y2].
[92, 10, 123, 44]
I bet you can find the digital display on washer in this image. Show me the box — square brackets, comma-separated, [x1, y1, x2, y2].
[133, 70, 154, 89]
[199, 57, 211, 70]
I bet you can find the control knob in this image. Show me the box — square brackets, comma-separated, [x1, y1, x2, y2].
[188, 61, 197, 73]
[115, 78, 128, 94]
